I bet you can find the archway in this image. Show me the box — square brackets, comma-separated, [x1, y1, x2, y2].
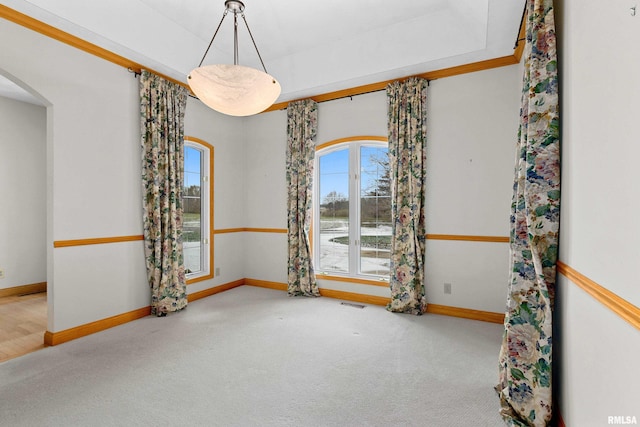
[0, 71, 51, 361]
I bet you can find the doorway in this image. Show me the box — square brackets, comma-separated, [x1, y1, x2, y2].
[0, 73, 48, 362]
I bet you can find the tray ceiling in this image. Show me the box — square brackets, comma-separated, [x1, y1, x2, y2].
[1, 0, 525, 105]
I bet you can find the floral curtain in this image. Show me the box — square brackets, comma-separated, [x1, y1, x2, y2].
[386, 77, 428, 315]
[496, 1, 560, 425]
[286, 99, 320, 297]
[140, 70, 189, 316]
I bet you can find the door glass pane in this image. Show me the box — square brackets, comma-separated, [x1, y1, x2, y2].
[183, 145, 202, 274]
[359, 146, 391, 276]
[318, 148, 349, 273]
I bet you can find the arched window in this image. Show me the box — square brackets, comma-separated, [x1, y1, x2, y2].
[183, 137, 213, 283]
[313, 138, 390, 280]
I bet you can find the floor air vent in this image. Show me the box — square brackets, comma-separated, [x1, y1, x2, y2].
[340, 302, 365, 309]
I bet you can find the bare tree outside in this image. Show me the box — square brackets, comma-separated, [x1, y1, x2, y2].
[358, 146, 391, 275]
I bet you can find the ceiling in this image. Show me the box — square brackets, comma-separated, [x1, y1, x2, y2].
[1, 0, 525, 107]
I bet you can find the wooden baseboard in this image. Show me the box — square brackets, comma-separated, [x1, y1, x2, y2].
[44, 280, 245, 346]
[245, 278, 287, 291]
[319, 288, 390, 306]
[44, 306, 151, 346]
[426, 303, 504, 324]
[0, 282, 47, 298]
[245, 278, 389, 306]
[188, 279, 245, 302]
[42, 278, 504, 347]
[558, 410, 566, 427]
[244, 278, 504, 322]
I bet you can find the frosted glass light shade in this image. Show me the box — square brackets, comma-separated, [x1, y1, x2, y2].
[188, 64, 281, 116]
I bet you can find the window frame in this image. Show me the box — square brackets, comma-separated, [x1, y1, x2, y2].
[312, 136, 390, 285]
[183, 136, 214, 284]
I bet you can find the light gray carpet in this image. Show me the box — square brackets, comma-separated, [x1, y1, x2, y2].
[0, 286, 505, 426]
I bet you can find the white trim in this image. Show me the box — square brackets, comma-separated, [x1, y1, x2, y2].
[184, 140, 211, 279]
[314, 139, 389, 281]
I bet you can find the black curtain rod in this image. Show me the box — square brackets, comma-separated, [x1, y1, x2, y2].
[514, 1, 527, 49]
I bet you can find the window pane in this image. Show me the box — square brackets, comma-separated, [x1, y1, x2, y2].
[318, 148, 349, 273]
[183, 146, 202, 274]
[359, 146, 391, 276]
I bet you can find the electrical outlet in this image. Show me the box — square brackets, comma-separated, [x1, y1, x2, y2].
[444, 282, 452, 294]
[215, 267, 220, 277]
[0, 268, 4, 279]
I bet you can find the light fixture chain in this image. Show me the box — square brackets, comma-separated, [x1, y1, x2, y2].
[233, 12, 239, 65]
[188, 0, 281, 117]
[240, 13, 269, 74]
[197, 9, 229, 67]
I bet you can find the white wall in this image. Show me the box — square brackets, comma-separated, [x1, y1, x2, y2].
[556, 0, 640, 424]
[243, 109, 288, 284]
[0, 17, 246, 331]
[426, 66, 519, 312]
[0, 17, 149, 331]
[184, 98, 246, 293]
[0, 96, 46, 290]
[244, 67, 521, 313]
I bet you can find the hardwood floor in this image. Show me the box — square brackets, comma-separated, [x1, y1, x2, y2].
[0, 292, 47, 363]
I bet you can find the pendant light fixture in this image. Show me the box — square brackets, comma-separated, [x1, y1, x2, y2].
[188, 0, 281, 116]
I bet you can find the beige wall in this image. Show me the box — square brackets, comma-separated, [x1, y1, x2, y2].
[556, 0, 640, 424]
[0, 95, 46, 290]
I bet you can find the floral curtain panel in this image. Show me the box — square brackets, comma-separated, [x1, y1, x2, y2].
[386, 77, 428, 315]
[496, 1, 560, 425]
[286, 99, 320, 297]
[140, 70, 189, 316]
